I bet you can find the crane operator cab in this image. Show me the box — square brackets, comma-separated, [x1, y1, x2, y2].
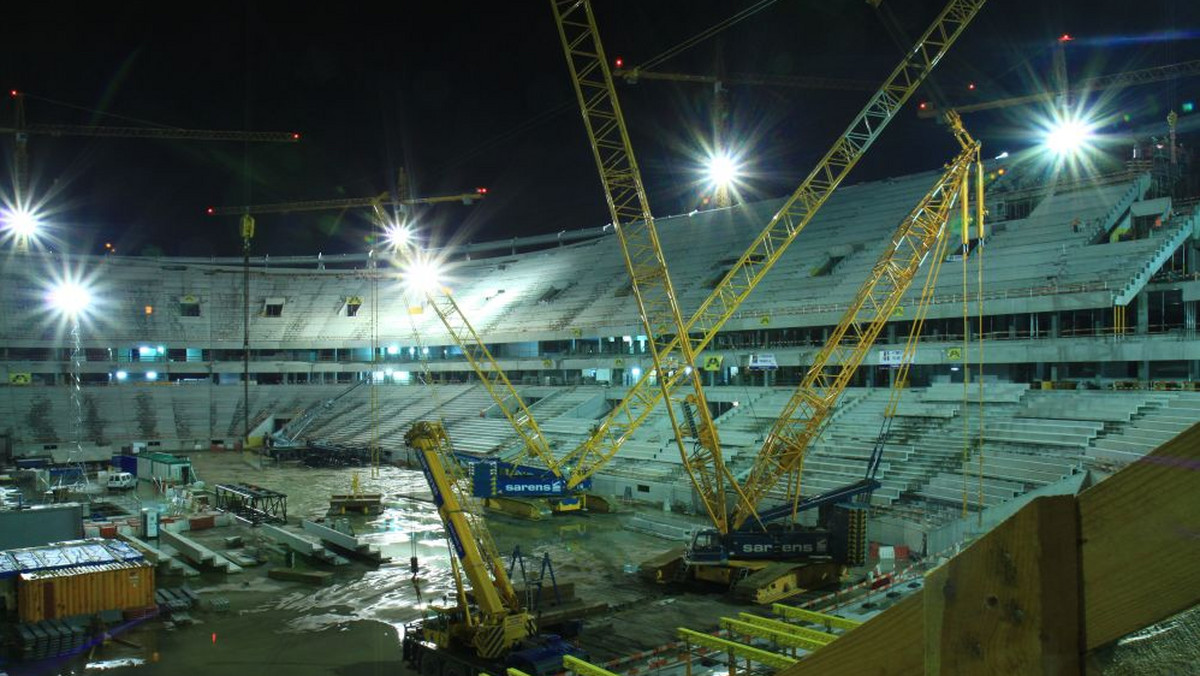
[685, 529, 729, 565]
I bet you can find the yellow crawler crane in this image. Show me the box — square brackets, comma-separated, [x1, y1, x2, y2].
[416, 0, 986, 524]
[673, 114, 984, 602]
[547, 0, 988, 538]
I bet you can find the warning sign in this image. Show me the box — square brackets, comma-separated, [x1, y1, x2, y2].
[9, 372, 31, 385]
[701, 355, 724, 371]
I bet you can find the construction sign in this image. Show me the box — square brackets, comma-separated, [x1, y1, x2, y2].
[759, 315, 771, 326]
[701, 355, 724, 371]
[945, 347, 963, 360]
[8, 372, 31, 385]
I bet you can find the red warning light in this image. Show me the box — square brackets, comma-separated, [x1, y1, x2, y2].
[291, 132, 301, 140]
[205, 207, 215, 216]
[211, 632, 217, 644]
[918, 101, 929, 110]
[475, 187, 488, 195]
[614, 57, 624, 69]
[967, 82, 976, 91]
[9, 90, 17, 97]
[1058, 33, 1074, 42]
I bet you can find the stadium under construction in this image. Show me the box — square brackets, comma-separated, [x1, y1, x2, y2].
[0, 1, 1198, 674]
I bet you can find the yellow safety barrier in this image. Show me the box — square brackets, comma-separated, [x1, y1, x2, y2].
[771, 604, 862, 632]
[678, 627, 797, 671]
[721, 617, 828, 652]
[563, 654, 621, 676]
[736, 614, 836, 645]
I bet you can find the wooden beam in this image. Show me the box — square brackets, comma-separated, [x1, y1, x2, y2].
[776, 423, 1200, 674]
[1080, 422, 1200, 649]
[924, 495, 1080, 674]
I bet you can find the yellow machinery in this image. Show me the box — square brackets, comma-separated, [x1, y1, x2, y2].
[393, 0, 987, 527]
[673, 116, 985, 602]
[403, 421, 536, 659]
[548, 0, 988, 538]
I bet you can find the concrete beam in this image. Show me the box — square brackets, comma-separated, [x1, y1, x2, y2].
[261, 523, 349, 566]
[159, 528, 242, 574]
[301, 519, 389, 564]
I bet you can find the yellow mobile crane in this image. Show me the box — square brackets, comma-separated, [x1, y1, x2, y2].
[401, 421, 585, 675]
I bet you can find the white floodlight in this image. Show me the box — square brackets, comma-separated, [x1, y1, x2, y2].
[47, 282, 92, 317]
[384, 223, 413, 249]
[705, 153, 739, 187]
[3, 208, 39, 238]
[115, 371, 128, 381]
[1044, 119, 1093, 156]
[631, 367, 642, 379]
[402, 256, 444, 295]
[146, 371, 159, 381]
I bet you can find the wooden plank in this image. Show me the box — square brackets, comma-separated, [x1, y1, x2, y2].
[1080, 422, 1200, 649]
[924, 495, 1080, 675]
[776, 593, 923, 675]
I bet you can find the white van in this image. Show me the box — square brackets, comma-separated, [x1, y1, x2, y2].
[107, 472, 137, 490]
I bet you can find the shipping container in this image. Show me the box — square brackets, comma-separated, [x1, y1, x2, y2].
[16, 562, 155, 623]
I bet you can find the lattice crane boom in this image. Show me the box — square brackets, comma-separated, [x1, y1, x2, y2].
[551, 0, 732, 527]
[421, 290, 560, 472]
[1, 123, 300, 143]
[917, 59, 1200, 118]
[731, 114, 980, 531]
[209, 190, 484, 216]
[614, 68, 879, 93]
[555, 0, 987, 531]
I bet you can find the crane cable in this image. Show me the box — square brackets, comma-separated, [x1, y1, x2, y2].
[960, 159, 971, 519]
[975, 157, 987, 524]
[370, 250, 381, 479]
[634, 0, 778, 73]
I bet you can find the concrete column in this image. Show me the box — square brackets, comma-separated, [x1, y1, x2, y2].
[1050, 313, 1060, 338]
[887, 324, 897, 345]
[1136, 291, 1150, 335]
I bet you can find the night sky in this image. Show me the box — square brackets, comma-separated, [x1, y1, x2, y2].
[2, 1, 1197, 258]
